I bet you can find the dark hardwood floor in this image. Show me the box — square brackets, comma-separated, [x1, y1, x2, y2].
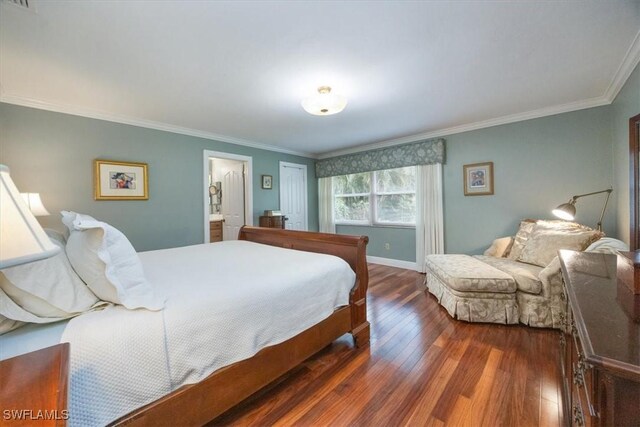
[212, 264, 563, 426]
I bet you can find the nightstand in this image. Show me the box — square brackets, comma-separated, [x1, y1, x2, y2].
[0, 343, 69, 426]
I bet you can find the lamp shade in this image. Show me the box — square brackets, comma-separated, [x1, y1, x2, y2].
[552, 202, 576, 221]
[20, 193, 50, 216]
[301, 86, 347, 116]
[0, 165, 59, 269]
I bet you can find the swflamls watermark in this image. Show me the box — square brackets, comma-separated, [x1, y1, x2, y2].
[2, 409, 69, 421]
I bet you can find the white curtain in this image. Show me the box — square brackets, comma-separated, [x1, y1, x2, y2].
[318, 177, 335, 233]
[415, 163, 444, 272]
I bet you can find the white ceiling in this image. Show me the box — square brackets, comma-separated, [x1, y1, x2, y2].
[1, 1, 639, 157]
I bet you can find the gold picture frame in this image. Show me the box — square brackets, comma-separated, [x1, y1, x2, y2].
[94, 160, 149, 200]
[463, 161, 494, 196]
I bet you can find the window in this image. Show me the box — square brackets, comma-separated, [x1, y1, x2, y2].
[333, 166, 416, 226]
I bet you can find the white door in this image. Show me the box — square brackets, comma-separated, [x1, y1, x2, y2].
[222, 162, 245, 240]
[279, 162, 308, 231]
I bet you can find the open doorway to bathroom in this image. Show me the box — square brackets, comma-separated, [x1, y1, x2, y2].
[203, 150, 253, 243]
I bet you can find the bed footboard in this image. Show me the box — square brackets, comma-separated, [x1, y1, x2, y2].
[238, 226, 370, 347]
[113, 227, 369, 426]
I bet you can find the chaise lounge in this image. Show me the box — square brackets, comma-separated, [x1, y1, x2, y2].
[424, 219, 627, 328]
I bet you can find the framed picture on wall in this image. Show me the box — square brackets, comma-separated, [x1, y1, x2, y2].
[94, 160, 149, 200]
[463, 162, 494, 196]
[262, 175, 273, 189]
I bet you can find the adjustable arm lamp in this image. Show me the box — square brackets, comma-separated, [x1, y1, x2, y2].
[552, 188, 613, 232]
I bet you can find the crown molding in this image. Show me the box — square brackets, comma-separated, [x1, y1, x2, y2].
[3, 27, 639, 162]
[318, 29, 640, 159]
[0, 92, 317, 159]
[604, 29, 640, 102]
[318, 95, 610, 158]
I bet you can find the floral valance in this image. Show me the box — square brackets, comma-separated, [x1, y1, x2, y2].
[315, 138, 445, 178]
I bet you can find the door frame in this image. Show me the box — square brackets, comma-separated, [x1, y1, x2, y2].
[279, 161, 308, 231]
[630, 113, 640, 250]
[203, 150, 253, 243]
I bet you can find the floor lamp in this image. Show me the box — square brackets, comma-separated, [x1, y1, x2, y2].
[551, 188, 613, 232]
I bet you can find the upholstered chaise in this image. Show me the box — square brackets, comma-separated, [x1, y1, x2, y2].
[425, 255, 520, 324]
[425, 220, 627, 329]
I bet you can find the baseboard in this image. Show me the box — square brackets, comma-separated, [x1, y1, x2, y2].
[366, 256, 418, 271]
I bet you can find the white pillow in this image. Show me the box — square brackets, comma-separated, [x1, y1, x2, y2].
[585, 237, 629, 254]
[0, 238, 100, 316]
[62, 211, 164, 310]
[44, 228, 67, 245]
[0, 314, 24, 335]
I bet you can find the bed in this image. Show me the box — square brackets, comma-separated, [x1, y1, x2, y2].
[0, 226, 369, 426]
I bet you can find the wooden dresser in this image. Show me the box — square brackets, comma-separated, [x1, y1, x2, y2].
[559, 250, 640, 427]
[0, 343, 69, 426]
[210, 220, 223, 242]
[258, 215, 286, 229]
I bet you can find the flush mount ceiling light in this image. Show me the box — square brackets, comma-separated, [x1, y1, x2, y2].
[301, 86, 347, 116]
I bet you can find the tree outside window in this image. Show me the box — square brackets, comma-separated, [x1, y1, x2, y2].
[333, 166, 416, 226]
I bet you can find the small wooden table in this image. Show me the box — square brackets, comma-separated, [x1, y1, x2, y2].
[0, 343, 69, 426]
[258, 215, 286, 229]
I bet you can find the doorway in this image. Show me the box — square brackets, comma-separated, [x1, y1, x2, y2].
[203, 150, 253, 243]
[279, 161, 308, 231]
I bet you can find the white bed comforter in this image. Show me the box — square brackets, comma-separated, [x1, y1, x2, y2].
[61, 240, 355, 426]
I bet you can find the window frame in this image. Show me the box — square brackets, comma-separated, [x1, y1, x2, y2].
[333, 167, 416, 228]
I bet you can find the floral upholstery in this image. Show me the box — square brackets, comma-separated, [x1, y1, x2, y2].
[506, 219, 536, 260]
[425, 252, 563, 328]
[426, 271, 519, 325]
[517, 226, 603, 267]
[425, 220, 626, 329]
[473, 255, 542, 295]
[424, 255, 516, 293]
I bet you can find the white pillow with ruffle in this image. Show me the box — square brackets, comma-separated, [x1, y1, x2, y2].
[62, 211, 165, 311]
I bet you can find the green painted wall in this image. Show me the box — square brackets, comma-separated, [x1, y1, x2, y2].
[0, 96, 622, 261]
[0, 103, 318, 252]
[443, 106, 614, 254]
[612, 63, 640, 246]
[337, 105, 615, 260]
[336, 224, 416, 261]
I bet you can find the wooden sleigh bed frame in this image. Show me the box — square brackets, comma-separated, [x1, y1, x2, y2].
[112, 226, 369, 426]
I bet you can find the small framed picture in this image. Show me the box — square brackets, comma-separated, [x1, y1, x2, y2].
[94, 160, 149, 200]
[262, 174, 273, 189]
[463, 162, 494, 196]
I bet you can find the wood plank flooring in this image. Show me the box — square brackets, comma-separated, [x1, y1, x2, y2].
[211, 264, 563, 426]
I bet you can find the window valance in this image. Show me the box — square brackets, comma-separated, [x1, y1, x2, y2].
[315, 138, 445, 178]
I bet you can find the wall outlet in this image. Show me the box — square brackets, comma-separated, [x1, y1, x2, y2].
[384, 243, 390, 250]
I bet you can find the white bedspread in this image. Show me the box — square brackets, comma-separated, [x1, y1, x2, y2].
[61, 240, 355, 426]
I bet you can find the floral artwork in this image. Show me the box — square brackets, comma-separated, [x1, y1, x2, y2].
[464, 162, 493, 196]
[95, 160, 148, 200]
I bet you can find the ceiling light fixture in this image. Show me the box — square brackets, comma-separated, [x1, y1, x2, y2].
[301, 86, 347, 116]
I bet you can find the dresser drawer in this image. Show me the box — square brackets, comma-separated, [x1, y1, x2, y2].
[210, 221, 223, 243]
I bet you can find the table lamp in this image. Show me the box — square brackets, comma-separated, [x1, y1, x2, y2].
[20, 193, 51, 217]
[0, 165, 59, 269]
